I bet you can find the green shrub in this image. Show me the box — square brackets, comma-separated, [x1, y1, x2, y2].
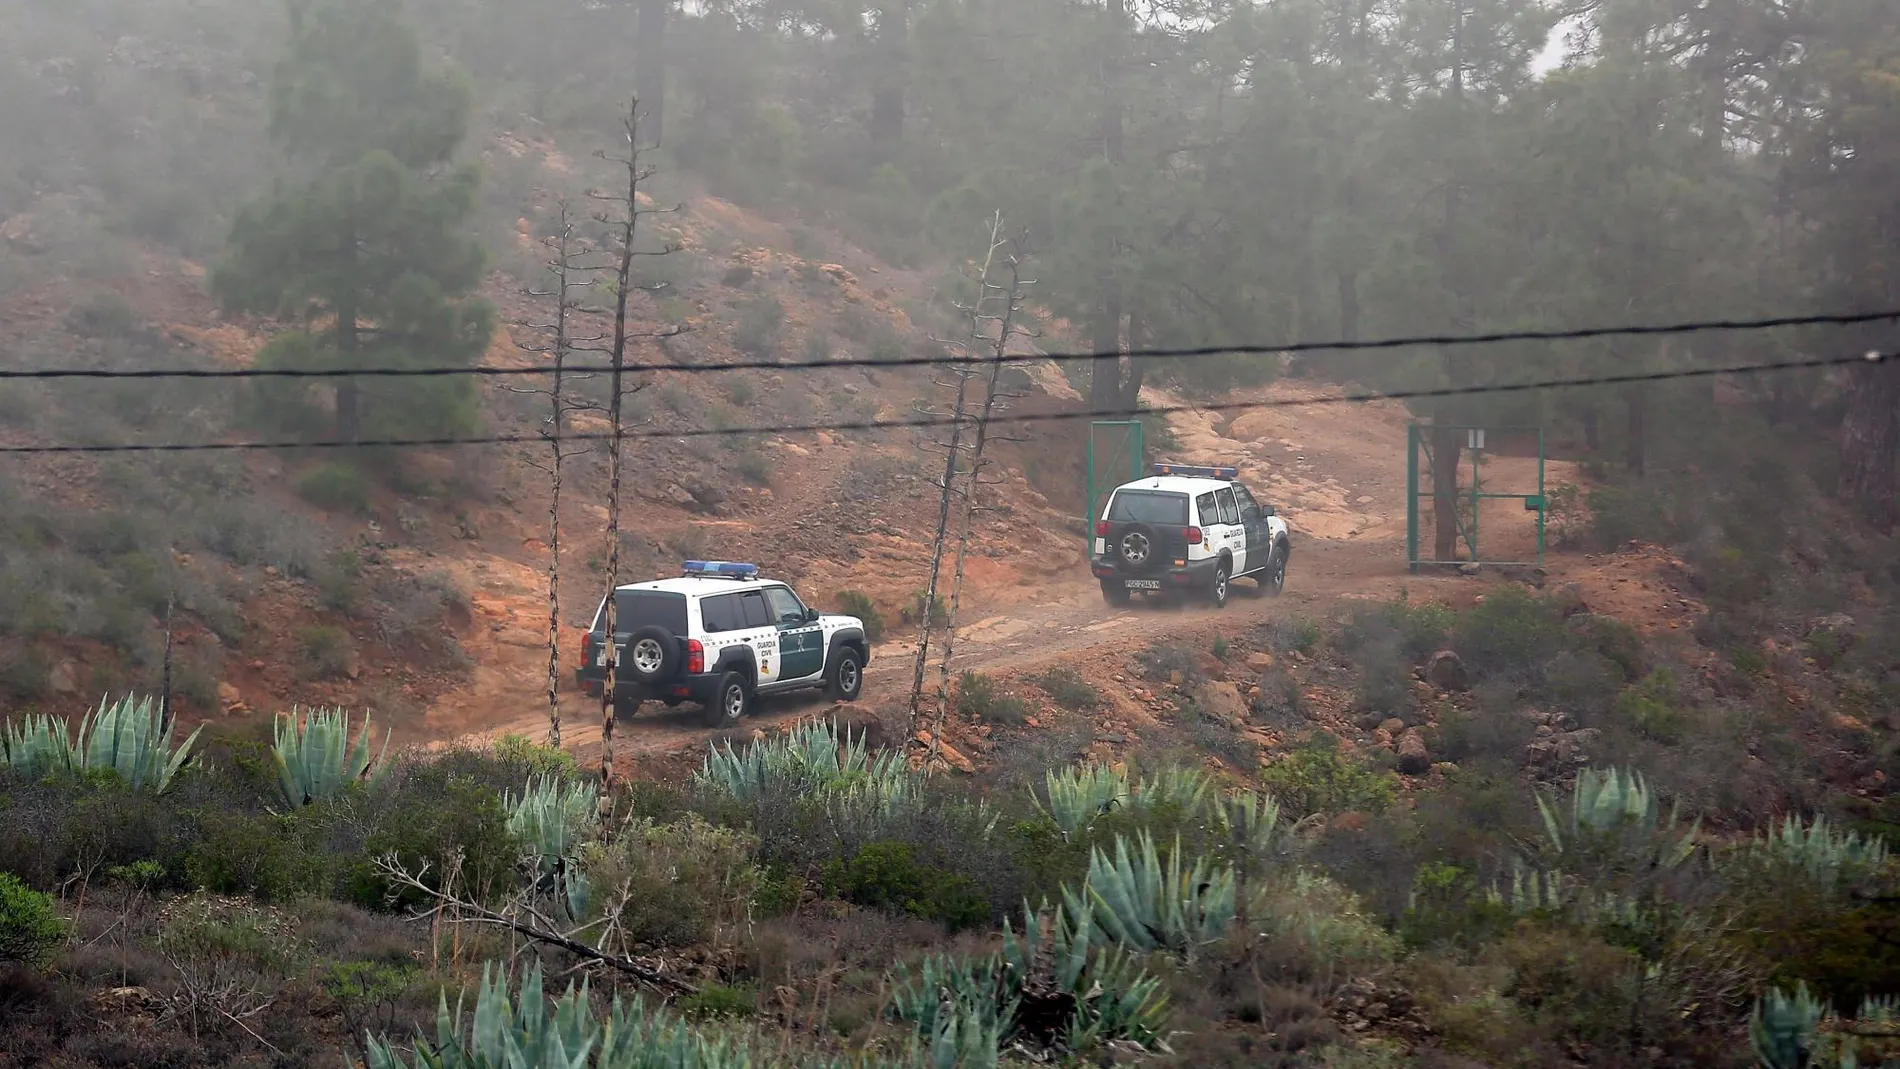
[350, 767, 520, 910]
[1038, 667, 1100, 711]
[64, 291, 140, 337]
[491, 734, 581, 779]
[182, 810, 332, 902]
[583, 815, 763, 948]
[297, 461, 373, 514]
[833, 590, 884, 643]
[725, 378, 758, 407]
[734, 448, 772, 486]
[1613, 669, 1687, 743]
[824, 841, 990, 931]
[1259, 732, 1399, 818]
[731, 294, 785, 357]
[299, 625, 355, 681]
[956, 671, 1030, 725]
[1452, 585, 1568, 681]
[902, 590, 950, 628]
[678, 983, 755, 1021]
[1587, 482, 1672, 549]
[0, 873, 66, 964]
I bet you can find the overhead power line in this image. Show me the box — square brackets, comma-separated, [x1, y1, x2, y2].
[0, 349, 1886, 456]
[2, 309, 1895, 382]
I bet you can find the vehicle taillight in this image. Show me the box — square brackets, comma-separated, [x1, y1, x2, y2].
[686, 639, 704, 675]
[580, 631, 594, 667]
[1185, 526, 1202, 545]
[1094, 521, 1110, 537]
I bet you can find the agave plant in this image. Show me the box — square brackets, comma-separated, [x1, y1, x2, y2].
[696, 718, 913, 806]
[1212, 789, 1283, 860]
[364, 959, 749, 1069]
[505, 775, 600, 871]
[1001, 900, 1170, 1051]
[1065, 832, 1236, 957]
[1537, 766, 1698, 868]
[1034, 763, 1130, 837]
[1127, 765, 1213, 819]
[888, 953, 1016, 1049]
[68, 695, 202, 793]
[1747, 813, 1891, 890]
[1751, 983, 1828, 1069]
[2, 713, 77, 778]
[273, 706, 388, 807]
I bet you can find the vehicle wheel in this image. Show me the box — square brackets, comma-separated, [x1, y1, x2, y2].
[613, 694, 642, 719]
[1101, 580, 1131, 607]
[1210, 561, 1230, 609]
[704, 671, 751, 727]
[661, 697, 683, 708]
[1264, 545, 1287, 597]
[828, 647, 865, 701]
[624, 625, 679, 683]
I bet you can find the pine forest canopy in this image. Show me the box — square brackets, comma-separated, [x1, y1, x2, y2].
[1, 0, 1891, 516]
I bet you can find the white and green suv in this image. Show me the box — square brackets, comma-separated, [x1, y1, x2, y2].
[577, 561, 870, 726]
[1091, 463, 1292, 607]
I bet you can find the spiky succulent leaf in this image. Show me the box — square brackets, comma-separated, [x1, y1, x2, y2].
[1035, 763, 1130, 837]
[71, 695, 201, 794]
[1750, 983, 1826, 1069]
[1064, 832, 1236, 957]
[2, 713, 75, 778]
[504, 775, 599, 874]
[1749, 813, 1890, 890]
[273, 706, 387, 807]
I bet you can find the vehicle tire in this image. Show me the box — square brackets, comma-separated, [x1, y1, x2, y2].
[661, 697, 683, 708]
[1210, 560, 1230, 609]
[623, 625, 679, 683]
[1264, 544, 1288, 597]
[1101, 580, 1131, 607]
[1112, 523, 1158, 573]
[828, 646, 865, 701]
[613, 693, 642, 719]
[704, 671, 751, 727]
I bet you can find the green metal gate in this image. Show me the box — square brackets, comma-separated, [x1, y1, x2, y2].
[1406, 424, 1548, 573]
[1086, 420, 1145, 549]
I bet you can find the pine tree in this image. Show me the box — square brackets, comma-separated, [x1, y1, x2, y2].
[211, 0, 494, 444]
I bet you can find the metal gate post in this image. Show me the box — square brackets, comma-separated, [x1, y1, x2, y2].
[1406, 423, 1420, 574]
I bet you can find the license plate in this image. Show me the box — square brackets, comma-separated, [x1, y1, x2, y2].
[1124, 579, 1161, 590]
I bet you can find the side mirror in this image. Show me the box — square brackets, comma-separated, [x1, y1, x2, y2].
[1263, 505, 1276, 517]
[806, 607, 821, 622]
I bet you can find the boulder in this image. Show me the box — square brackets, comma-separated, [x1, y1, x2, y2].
[48, 660, 77, 694]
[1424, 650, 1470, 692]
[1379, 717, 1407, 737]
[1192, 681, 1250, 728]
[1245, 651, 1276, 671]
[1396, 729, 1432, 775]
[1552, 583, 1590, 618]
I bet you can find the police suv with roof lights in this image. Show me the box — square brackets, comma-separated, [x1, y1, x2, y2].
[576, 561, 870, 727]
[1091, 464, 1291, 608]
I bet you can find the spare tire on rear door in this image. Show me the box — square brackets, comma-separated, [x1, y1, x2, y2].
[1111, 522, 1160, 573]
[623, 624, 680, 683]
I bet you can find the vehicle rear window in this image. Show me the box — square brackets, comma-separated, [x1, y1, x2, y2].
[609, 590, 687, 633]
[738, 590, 771, 628]
[700, 592, 743, 633]
[1105, 490, 1188, 525]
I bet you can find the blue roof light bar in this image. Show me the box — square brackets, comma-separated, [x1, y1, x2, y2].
[1153, 463, 1239, 480]
[682, 560, 760, 580]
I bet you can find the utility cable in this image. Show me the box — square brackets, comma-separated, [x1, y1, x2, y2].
[0, 349, 1885, 456]
[0, 309, 1893, 382]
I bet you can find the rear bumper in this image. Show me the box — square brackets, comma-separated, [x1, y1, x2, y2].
[575, 671, 720, 705]
[1091, 556, 1221, 590]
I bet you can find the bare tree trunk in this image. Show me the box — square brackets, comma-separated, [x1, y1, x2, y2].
[1839, 358, 1900, 530]
[335, 289, 361, 443]
[1087, 294, 1124, 411]
[596, 98, 649, 793]
[929, 215, 1032, 757]
[635, 0, 668, 146]
[869, 0, 907, 150]
[1431, 423, 1462, 563]
[1623, 384, 1647, 476]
